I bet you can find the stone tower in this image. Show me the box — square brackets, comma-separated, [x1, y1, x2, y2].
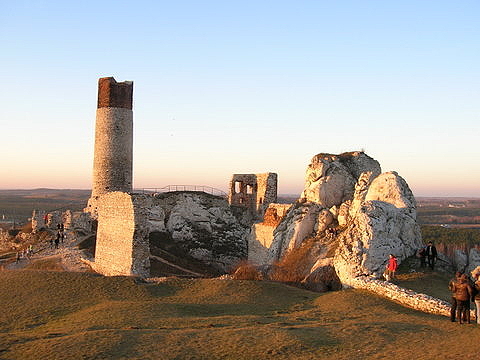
[228, 173, 278, 218]
[87, 77, 134, 215]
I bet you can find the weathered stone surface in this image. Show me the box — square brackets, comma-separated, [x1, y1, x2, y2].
[268, 202, 324, 262]
[161, 192, 248, 272]
[337, 201, 350, 227]
[228, 173, 277, 218]
[31, 210, 46, 232]
[468, 248, 480, 275]
[315, 209, 334, 234]
[301, 152, 381, 207]
[453, 249, 468, 271]
[97, 77, 133, 109]
[250, 152, 421, 291]
[90, 107, 133, 199]
[302, 258, 342, 292]
[94, 192, 150, 277]
[350, 276, 472, 318]
[333, 172, 422, 283]
[248, 203, 292, 266]
[87, 77, 134, 219]
[247, 224, 275, 266]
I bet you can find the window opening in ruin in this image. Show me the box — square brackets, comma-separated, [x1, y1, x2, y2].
[239, 198, 244, 204]
[234, 181, 242, 194]
[259, 198, 263, 204]
[246, 184, 253, 194]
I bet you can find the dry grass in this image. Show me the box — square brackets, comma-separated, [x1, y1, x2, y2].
[270, 239, 315, 283]
[231, 261, 262, 280]
[0, 270, 479, 359]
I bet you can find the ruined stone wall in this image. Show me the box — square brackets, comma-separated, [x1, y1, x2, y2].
[88, 77, 133, 217]
[262, 203, 291, 226]
[350, 276, 474, 318]
[248, 203, 292, 265]
[228, 173, 277, 218]
[255, 173, 278, 214]
[93, 192, 150, 277]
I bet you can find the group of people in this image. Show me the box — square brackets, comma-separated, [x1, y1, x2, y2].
[384, 241, 438, 282]
[418, 241, 438, 269]
[49, 223, 65, 249]
[449, 271, 480, 324]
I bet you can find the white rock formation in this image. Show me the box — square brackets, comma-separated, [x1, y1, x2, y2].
[268, 202, 323, 262]
[333, 171, 422, 283]
[163, 193, 248, 271]
[301, 152, 381, 207]
[467, 248, 480, 275]
[257, 152, 422, 288]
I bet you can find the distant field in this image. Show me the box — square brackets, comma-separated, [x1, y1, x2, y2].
[417, 197, 480, 226]
[0, 270, 479, 360]
[0, 189, 90, 224]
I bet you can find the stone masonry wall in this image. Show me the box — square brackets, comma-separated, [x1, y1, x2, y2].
[350, 277, 474, 318]
[88, 77, 134, 218]
[91, 107, 133, 198]
[93, 192, 150, 277]
[255, 173, 278, 215]
[248, 203, 292, 265]
[228, 173, 277, 218]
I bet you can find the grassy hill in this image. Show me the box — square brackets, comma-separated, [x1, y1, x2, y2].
[0, 270, 479, 359]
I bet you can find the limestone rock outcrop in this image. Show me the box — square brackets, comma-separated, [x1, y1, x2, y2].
[301, 152, 381, 207]
[254, 151, 422, 289]
[163, 192, 248, 271]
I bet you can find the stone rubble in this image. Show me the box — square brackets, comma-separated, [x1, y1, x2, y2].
[350, 276, 475, 318]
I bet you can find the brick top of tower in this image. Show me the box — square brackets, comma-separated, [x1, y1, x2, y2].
[97, 77, 133, 109]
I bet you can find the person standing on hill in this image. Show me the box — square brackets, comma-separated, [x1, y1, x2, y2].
[449, 271, 462, 322]
[426, 242, 437, 270]
[385, 254, 398, 282]
[454, 274, 473, 324]
[54, 231, 60, 249]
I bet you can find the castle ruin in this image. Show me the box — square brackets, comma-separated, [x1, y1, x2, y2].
[87, 77, 134, 216]
[228, 173, 277, 218]
[89, 77, 255, 277]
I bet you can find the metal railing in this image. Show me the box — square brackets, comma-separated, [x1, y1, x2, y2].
[134, 185, 228, 198]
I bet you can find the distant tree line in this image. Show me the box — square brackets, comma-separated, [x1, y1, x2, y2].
[421, 226, 480, 246]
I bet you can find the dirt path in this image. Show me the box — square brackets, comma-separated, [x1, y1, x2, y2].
[5, 231, 93, 272]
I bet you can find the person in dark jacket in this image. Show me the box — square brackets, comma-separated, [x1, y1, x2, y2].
[454, 274, 473, 324]
[449, 271, 462, 322]
[425, 242, 437, 270]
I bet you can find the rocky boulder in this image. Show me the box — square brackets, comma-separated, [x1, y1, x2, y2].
[161, 192, 248, 271]
[333, 172, 422, 283]
[257, 152, 422, 290]
[301, 152, 381, 207]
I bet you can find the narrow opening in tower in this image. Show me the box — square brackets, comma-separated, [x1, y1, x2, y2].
[234, 181, 242, 194]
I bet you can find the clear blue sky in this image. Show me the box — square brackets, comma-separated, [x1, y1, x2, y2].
[1, 1, 479, 196]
